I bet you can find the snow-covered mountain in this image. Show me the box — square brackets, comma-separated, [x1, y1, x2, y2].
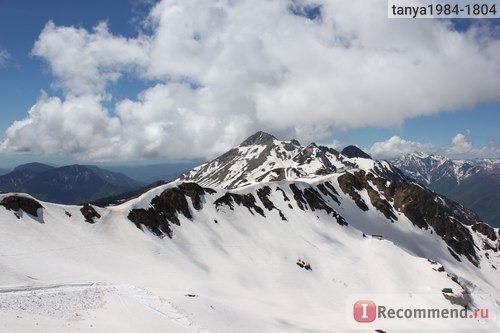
[393, 152, 500, 227]
[179, 131, 397, 189]
[392, 152, 499, 185]
[1, 132, 499, 332]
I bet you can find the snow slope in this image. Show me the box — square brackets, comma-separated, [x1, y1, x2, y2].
[1, 175, 499, 332]
[1, 133, 499, 332]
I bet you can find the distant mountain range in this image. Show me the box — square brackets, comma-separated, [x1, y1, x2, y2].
[393, 152, 500, 227]
[0, 163, 145, 204]
[0, 162, 200, 205]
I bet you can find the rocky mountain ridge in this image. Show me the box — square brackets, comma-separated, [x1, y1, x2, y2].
[393, 152, 499, 185]
[393, 152, 500, 226]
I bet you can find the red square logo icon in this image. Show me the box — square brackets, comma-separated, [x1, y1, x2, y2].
[353, 300, 377, 322]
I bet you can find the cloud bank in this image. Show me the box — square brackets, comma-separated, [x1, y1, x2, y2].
[2, 0, 500, 160]
[367, 132, 500, 159]
[366, 136, 436, 159]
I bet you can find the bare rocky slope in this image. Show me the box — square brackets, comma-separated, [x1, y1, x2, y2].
[393, 152, 500, 227]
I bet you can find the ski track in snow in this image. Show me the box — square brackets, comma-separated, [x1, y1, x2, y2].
[0, 283, 210, 332]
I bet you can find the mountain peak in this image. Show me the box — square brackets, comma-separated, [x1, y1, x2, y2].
[240, 131, 276, 146]
[179, 132, 401, 189]
[405, 152, 447, 161]
[13, 162, 55, 173]
[341, 145, 372, 159]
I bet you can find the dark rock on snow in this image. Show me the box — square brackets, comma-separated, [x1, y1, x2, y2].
[341, 145, 372, 159]
[128, 183, 214, 238]
[0, 195, 43, 217]
[80, 203, 101, 224]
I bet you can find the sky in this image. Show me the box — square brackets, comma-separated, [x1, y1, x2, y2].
[0, 0, 499, 167]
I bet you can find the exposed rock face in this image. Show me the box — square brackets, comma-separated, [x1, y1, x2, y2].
[256, 186, 287, 221]
[0, 195, 43, 217]
[178, 183, 216, 209]
[472, 222, 498, 241]
[128, 183, 214, 237]
[240, 131, 276, 146]
[316, 183, 340, 205]
[337, 173, 369, 212]
[214, 193, 265, 217]
[128, 180, 353, 239]
[392, 183, 478, 265]
[341, 145, 372, 159]
[80, 204, 101, 224]
[256, 168, 288, 182]
[342, 170, 400, 221]
[393, 152, 500, 227]
[336, 169, 481, 266]
[292, 144, 338, 174]
[289, 183, 347, 226]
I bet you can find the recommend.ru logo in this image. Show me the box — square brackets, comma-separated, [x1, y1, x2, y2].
[353, 300, 377, 322]
[347, 294, 497, 330]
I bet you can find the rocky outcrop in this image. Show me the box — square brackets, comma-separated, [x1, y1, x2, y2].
[257, 186, 287, 221]
[214, 193, 265, 217]
[342, 171, 398, 221]
[80, 203, 101, 224]
[341, 145, 372, 159]
[0, 195, 43, 218]
[337, 173, 369, 212]
[292, 144, 337, 173]
[337, 170, 480, 266]
[256, 168, 288, 182]
[128, 183, 212, 238]
[296, 259, 312, 271]
[316, 183, 340, 205]
[289, 184, 347, 226]
[393, 153, 500, 227]
[178, 183, 216, 209]
[239, 131, 276, 146]
[472, 222, 497, 241]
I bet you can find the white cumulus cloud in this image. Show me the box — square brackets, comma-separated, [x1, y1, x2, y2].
[450, 133, 473, 154]
[446, 132, 500, 157]
[366, 136, 436, 159]
[1, 0, 500, 161]
[367, 132, 500, 159]
[32, 21, 150, 96]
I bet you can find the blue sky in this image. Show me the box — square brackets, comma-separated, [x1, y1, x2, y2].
[0, 0, 146, 133]
[0, 0, 499, 167]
